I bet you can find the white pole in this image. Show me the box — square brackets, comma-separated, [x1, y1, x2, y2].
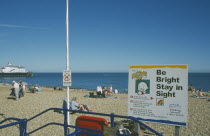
[66, 1, 69, 70]
[66, 0, 70, 128]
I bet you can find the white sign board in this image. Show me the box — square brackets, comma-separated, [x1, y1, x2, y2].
[128, 65, 188, 126]
[63, 70, 72, 86]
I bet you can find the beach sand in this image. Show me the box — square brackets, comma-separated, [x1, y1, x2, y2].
[0, 84, 209, 136]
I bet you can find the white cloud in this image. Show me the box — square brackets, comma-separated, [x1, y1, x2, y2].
[0, 24, 48, 30]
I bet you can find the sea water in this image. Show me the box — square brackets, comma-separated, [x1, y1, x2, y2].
[0, 73, 209, 92]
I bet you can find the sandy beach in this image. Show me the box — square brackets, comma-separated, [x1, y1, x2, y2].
[0, 83, 209, 136]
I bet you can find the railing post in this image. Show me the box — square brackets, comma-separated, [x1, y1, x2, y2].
[19, 119, 27, 136]
[75, 127, 80, 136]
[63, 99, 69, 136]
[110, 113, 115, 127]
[68, 127, 80, 136]
[134, 121, 140, 136]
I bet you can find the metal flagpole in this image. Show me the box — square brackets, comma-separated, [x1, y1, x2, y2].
[63, 0, 71, 135]
[66, 0, 70, 129]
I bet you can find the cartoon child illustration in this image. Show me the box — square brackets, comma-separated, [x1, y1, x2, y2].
[137, 82, 148, 95]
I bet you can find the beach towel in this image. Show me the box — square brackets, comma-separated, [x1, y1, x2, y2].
[110, 96, 128, 99]
[84, 94, 90, 98]
[192, 95, 210, 99]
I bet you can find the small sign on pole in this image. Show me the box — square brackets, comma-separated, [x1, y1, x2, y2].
[63, 70, 71, 86]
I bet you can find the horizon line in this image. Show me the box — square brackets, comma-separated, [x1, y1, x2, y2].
[32, 72, 210, 74]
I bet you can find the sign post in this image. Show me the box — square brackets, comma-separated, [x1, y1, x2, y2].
[128, 65, 188, 128]
[64, 0, 71, 134]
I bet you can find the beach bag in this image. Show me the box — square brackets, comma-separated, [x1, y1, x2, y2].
[97, 92, 102, 96]
[89, 92, 94, 98]
[76, 116, 108, 136]
[32, 88, 36, 93]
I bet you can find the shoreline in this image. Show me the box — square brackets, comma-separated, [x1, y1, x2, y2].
[0, 82, 129, 94]
[0, 83, 209, 135]
[1, 72, 210, 93]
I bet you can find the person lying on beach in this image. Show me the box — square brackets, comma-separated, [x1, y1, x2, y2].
[70, 97, 92, 112]
[107, 85, 113, 96]
[198, 89, 209, 97]
[3, 82, 9, 86]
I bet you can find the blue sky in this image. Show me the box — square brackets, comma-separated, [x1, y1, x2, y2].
[0, 0, 209, 72]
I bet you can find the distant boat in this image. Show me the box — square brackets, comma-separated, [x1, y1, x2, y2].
[0, 62, 33, 77]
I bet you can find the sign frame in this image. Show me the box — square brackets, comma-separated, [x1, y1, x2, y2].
[128, 65, 188, 126]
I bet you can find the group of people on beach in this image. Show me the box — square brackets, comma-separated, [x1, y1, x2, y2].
[28, 84, 41, 93]
[10, 80, 26, 100]
[10, 80, 42, 100]
[188, 84, 209, 97]
[67, 85, 119, 112]
[96, 85, 119, 98]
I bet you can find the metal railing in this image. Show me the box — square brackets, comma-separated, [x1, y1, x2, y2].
[0, 117, 27, 136]
[0, 107, 163, 136]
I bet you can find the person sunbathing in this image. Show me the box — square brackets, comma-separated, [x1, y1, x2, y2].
[70, 97, 92, 112]
[198, 89, 209, 97]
